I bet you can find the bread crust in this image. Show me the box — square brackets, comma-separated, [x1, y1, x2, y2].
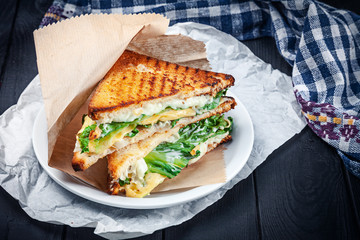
[89, 50, 235, 120]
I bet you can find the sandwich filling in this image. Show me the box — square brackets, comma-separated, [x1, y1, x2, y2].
[75, 90, 228, 155]
[116, 114, 233, 197]
[96, 89, 227, 124]
[143, 114, 232, 179]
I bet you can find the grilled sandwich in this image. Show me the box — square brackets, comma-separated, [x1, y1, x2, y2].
[107, 108, 234, 197]
[71, 50, 236, 197]
[72, 50, 235, 170]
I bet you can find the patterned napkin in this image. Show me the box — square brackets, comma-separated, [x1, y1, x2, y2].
[40, 0, 360, 178]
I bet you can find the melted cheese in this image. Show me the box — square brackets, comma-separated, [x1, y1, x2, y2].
[97, 95, 213, 123]
[88, 125, 134, 154]
[124, 132, 230, 197]
[139, 108, 196, 125]
[119, 158, 149, 187]
[76, 107, 197, 153]
[74, 116, 96, 152]
[125, 173, 166, 198]
[115, 127, 181, 183]
[112, 126, 134, 143]
[78, 116, 95, 133]
[134, 158, 148, 184]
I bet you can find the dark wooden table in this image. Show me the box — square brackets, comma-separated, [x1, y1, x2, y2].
[1, 0, 360, 239]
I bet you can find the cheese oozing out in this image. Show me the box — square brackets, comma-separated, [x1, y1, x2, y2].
[96, 94, 214, 124]
[74, 97, 228, 157]
[139, 108, 196, 125]
[74, 107, 197, 154]
[122, 132, 229, 194]
[119, 157, 149, 186]
[118, 132, 230, 198]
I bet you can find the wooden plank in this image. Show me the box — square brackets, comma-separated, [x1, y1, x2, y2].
[0, 188, 63, 240]
[63, 228, 105, 240]
[344, 170, 360, 229]
[0, 0, 53, 114]
[0, 0, 18, 79]
[64, 227, 162, 240]
[255, 127, 360, 239]
[0, 0, 64, 239]
[164, 176, 259, 240]
[133, 231, 163, 240]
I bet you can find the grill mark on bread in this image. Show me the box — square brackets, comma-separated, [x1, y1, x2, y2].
[126, 74, 133, 101]
[160, 62, 169, 94]
[122, 75, 127, 100]
[149, 76, 156, 93]
[160, 75, 166, 94]
[88, 50, 235, 119]
[170, 76, 178, 95]
[154, 59, 160, 71]
[188, 76, 195, 90]
[137, 70, 144, 100]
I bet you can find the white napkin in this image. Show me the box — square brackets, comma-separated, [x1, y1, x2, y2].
[0, 22, 305, 239]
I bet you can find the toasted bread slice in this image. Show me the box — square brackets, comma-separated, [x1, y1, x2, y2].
[108, 133, 232, 197]
[88, 50, 234, 121]
[72, 97, 236, 171]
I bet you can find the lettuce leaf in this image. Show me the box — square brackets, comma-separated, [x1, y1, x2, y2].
[125, 128, 139, 137]
[99, 122, 131, 138]
[119, 178, 130, 186]
[201, 89, 227, 111]
[78, 89, 228, 153]
[78, 122, 132, 153]
[78, 124, 97, 153]
[144, 114, 232, 179]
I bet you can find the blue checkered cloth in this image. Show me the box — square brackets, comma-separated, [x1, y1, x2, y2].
[40, 0, 360, 178]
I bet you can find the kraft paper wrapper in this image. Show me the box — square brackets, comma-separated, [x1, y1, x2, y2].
[34, 13, 226, 195]
[34, 13, 170, 157]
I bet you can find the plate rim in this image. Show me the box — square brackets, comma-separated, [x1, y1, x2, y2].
[32, 91, 254, 209]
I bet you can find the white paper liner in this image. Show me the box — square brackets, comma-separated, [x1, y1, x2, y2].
[0, 22, 306, 239]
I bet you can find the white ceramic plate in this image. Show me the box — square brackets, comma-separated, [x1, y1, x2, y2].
[32, 91, 253, 209]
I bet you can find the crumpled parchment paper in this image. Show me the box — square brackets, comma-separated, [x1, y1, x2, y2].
[0, 22, 306, 239]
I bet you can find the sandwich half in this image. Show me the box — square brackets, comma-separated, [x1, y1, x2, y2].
[107, 113, 234, 197]
[72, 50, 235, 171]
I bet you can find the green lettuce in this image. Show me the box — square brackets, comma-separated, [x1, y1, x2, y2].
[93, 123, 137, 153]
[126, 128, 140, 137]
[99, 122, 131, 138]
[144, 114, 232, 179]
[201, 89, 227, 111]
[78, 122, 133, 153]
[78, 117, 180, 153]
[78, 124, 97, 153]
[119, 178, 130, 186]
[78, 89, 228, 153]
